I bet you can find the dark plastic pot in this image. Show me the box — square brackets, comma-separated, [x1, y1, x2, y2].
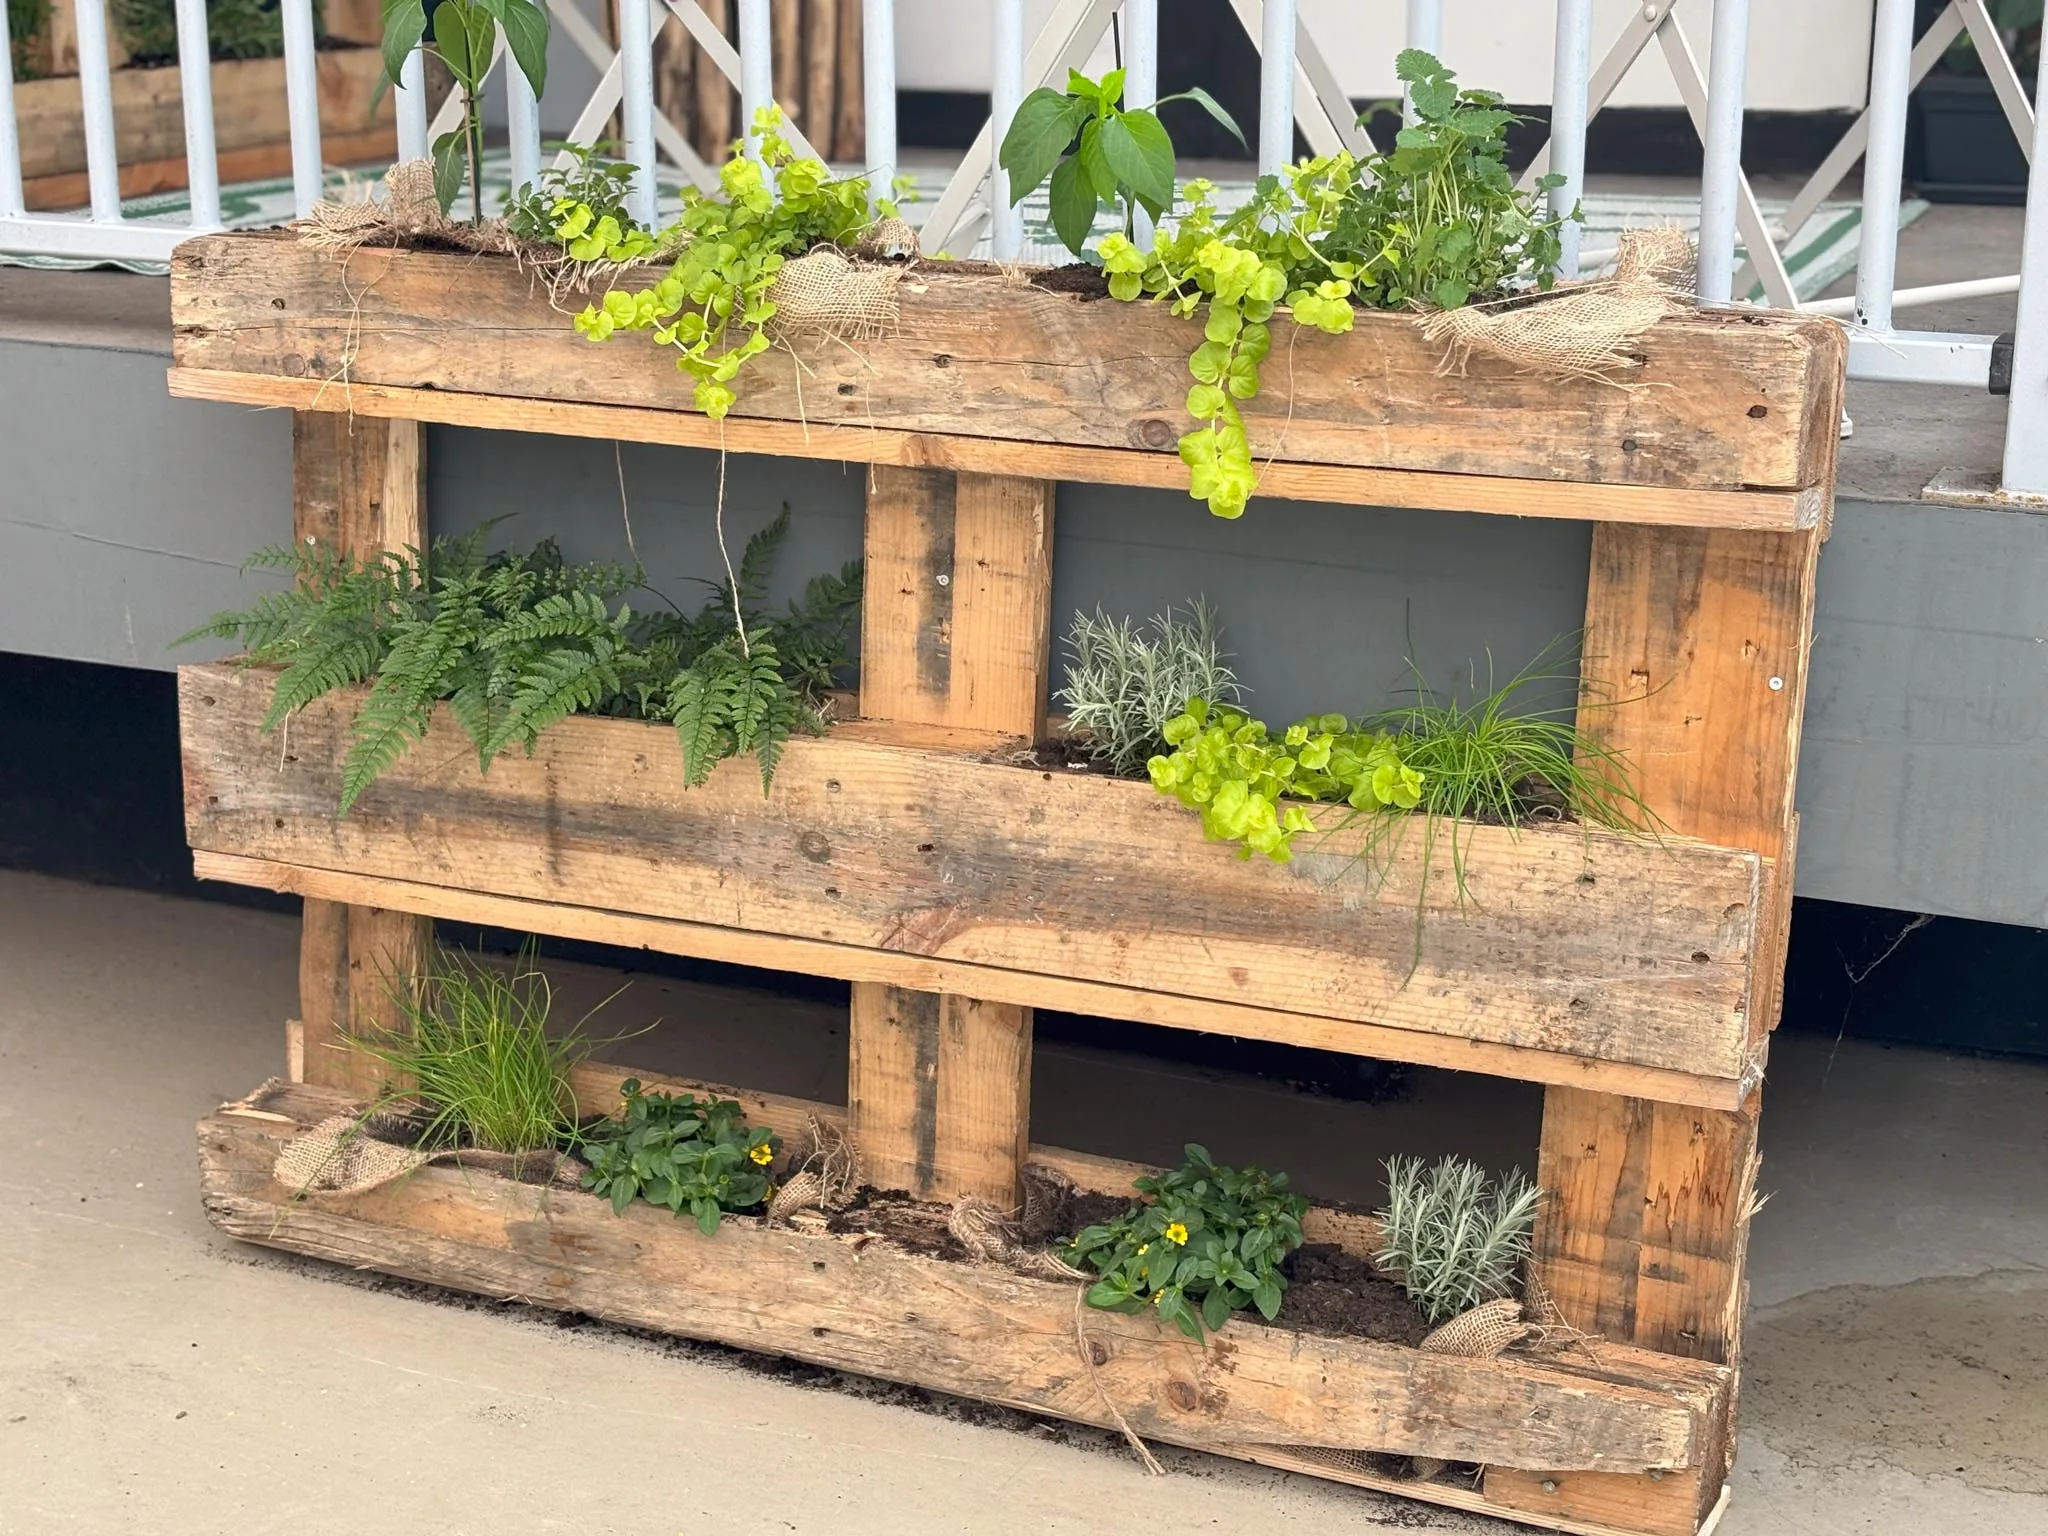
[1909, 71, 2037, 204]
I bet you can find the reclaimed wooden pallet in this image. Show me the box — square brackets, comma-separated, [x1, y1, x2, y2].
[167, 227, 1841, 1535]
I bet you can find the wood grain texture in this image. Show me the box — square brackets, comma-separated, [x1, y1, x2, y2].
[199, 1081, 1731, 1474]
[168, 234, 1844, 500]
[198, 850, 1751, 1108]
[831, 0, 862, 161]
[692, 0, 733, 153]
[859, 467, 1055, 734]
[180, 663, 1768, 1083]
[167, 369, 1824, 532]
[296, 898, 355, 1092]
[803, 0, 838, 154]
[16, 49, 393, 193]
[771, 0, 803, 125]
[1482, 1466, 1722, 1536]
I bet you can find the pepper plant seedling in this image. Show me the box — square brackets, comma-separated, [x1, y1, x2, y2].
[997, 68, 1242, 256]
[380, 0, 550, 222]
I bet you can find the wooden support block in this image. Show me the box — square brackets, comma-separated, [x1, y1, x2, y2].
[859, 467, 1056, 738]
[1481, 1467, 1722, 1536]
[848, 988, 1033, 1205]
[287, 412, 432, 1089]
[1501, 523, 1822, 1532]
[851, 464, 1054, 1206]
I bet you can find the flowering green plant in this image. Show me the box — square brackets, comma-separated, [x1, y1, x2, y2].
[505, 143, 654, 262]
[573, 109, 880, 418]
[1147, 698, 1423, 863]
[1067, 1144, 1308, 1341]
[580, 1079, 780, 1236]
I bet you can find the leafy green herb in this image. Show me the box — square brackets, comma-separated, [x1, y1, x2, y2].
[505, 142, 654, 261]
[112, 0, 321, 65]
[347, 942, 611, 1155]
[1374, 1154, 1539, 1324]
[1328, 50, 1571, 311]
[1067, 1143, 1308, 1341]
[997, 69, 1240, 255]
[1056, 600, 1243, 777]
[9, 0, 53, 80]
[379, 0, 549, 222]
[177, 514, 859, 810]
[580, 1078, 779, 1236]
[1147, 698, 1423, 863]
[575, 109, 880, 418]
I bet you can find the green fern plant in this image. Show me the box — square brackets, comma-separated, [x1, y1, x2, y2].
[179, 520, 859, 813]
[1373, 1154, 1540, 1324]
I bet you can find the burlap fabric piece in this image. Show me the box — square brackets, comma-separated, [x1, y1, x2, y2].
[295, 159, 520, 256]
[1420, 226, 1698, 384]
[272, 1113, 586, 1196]
[768, 245, 905, 343]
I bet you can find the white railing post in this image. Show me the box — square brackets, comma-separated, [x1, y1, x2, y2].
[0, 0, 25, 217]
[172, 0, 222, 228]
[279, 0, 324, 217]
[1853, 0, 1917, 332]
[2000, 62, 2048, 495]
[738, 0, 773, 164]
[1258, 0, 1296, 176]
[397, 48, 431, 163]
[506, 33, 543, 193]
[1123, 0, 1158, 248]
[70, 0, 125, 221]
[621, 0, 659, 223]
[1695, 0, 1751, 304]
[864, 0, 897, 205]
[989, 0, 1024, 260]
[1548, 0, 1592, 279]
[1404, 0, 1442, 124]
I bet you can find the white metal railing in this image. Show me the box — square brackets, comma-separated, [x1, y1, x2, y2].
[0, 1, 2045, 493]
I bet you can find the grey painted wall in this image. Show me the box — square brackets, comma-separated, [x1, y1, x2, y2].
[3, 340, 2042, 928]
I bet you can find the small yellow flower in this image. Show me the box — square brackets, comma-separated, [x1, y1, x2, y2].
[748, 1143, 774, 1165]
[1137, 1243, 1150, 1256]
[1164, 1222, 1190, 1246]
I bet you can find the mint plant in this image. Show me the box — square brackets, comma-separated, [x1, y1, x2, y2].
[581, 1079, 779, 1236]
[1068, 1144, 1308, 1341]
[997, 68, 1240, 255]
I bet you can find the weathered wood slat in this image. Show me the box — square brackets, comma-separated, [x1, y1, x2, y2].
[198, 849, 1753, 1108]
[179, 661, 1766, 1082]
[166, 368, 1826, 532]
[167, 233, 1844, 507]
[200, 1081, 1730, 1474]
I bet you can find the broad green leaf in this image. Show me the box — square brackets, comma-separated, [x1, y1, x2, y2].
[485, 0, 550, 98]
[1155, 85, 1246, 150]
[1046, 155, 1099, 257]
[1076, 120, 1119, 202]
[998, 88, 1089, 201]
[379, 0, 427, 88]
[1098, 111, 1173, 213]
[430, 128, 466, 215]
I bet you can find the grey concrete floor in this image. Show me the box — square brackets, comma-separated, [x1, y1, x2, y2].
[3, 869, 2045, 1534]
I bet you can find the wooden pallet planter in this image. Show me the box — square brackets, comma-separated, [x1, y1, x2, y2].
[203, 1081, 1731, 1483]
[168, 232, 1840, 530]
[168, 225, 1840, 1536]
[180, 661, 1768, 1103]
[16, 48, 394, 211]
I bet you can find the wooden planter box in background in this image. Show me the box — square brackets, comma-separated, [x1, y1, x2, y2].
[18, 45, 393, 211]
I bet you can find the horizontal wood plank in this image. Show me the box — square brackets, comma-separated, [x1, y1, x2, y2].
[181, 663, 1766, 1083]
[168, 232, 1843, 512]
[201, 1080, 1730, 1474]
[165, 369, 1824, 531]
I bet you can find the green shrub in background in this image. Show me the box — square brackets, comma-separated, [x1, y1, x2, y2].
[111, 0, 327, 66]
[9, 0, 51, 79]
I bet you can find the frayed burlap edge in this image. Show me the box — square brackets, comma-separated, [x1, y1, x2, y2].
[272, 1113, 587, 1197]
[1421, 226, 1698, 384]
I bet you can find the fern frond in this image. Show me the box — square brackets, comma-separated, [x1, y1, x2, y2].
[735, 507, 791, 610]
[669, 649, 740, 788]
[490, 644, 625, 760]
[340, 673, 435, 815]
[261, 630, 385, 731]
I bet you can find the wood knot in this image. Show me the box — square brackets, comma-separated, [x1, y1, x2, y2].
[1135, 418, 1178, 450]
[1088, 1340, 1110, 1367]
[1165, 1379, 1201, 1412]
[797, 831, 832, 863]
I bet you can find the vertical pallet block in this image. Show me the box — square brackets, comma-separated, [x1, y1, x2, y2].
[288, 413, 433, 1095]
[847, 468, 1056, 1205]
[1483, 527, 1819, 1536]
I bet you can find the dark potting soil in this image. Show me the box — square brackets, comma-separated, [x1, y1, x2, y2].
[1271, 1244, 1435, 1348]
[825, 1188, 968, 1261]
[1028, 262, 1112, 299]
